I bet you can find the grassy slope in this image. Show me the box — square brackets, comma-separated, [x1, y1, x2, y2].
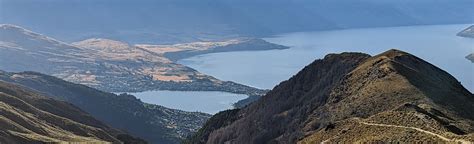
[188, 49, 474, 143]
[0, 81, 123, 143]
[0, 71, 210, 144]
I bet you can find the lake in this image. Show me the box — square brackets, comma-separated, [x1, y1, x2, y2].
[179, 24, 474, 92]
[130, 90, 247, 114]
[133, 24, 473, 114]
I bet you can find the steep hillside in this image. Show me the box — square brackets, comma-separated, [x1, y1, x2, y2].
[0, 81, 145, 143]
[0, 24, 267, 96]
[457, 25, 474, 38]
[190, 49, 474, 143]
[0, 71, 211, 143]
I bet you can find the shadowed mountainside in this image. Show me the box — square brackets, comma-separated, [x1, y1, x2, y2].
[0, 81, 146, 143]
[188, 49, 474, 143]
[0, 71, 211, 144]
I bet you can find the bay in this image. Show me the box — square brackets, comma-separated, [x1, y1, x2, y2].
[179, 24, 474, 92]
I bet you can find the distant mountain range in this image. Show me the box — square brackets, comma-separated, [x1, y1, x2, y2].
[0, 24, 284, 96]
[1, 0, 473, 44]
[0, 78, 145, 143]
[0, 70, 210, 143]
[187, 49, 474, 143]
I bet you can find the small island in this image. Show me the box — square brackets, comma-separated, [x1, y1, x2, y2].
[467, 53, 474, 63]
[457, 25, 474, 63]
[457, 25, 474, 38]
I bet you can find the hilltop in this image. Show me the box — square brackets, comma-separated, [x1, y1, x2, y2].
[188, 49, 474, 143]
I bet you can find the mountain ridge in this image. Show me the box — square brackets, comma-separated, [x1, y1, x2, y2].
[0, 70, 211, 143]
[0, 80, 146, 143]
[188, 49, 474, 143]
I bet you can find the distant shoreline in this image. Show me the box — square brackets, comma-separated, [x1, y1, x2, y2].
[162, 38, 289, 62]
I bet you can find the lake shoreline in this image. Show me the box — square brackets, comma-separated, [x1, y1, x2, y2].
[162, 38, 290, 62]
[128, 90, 249, 114]
[119, 24, 473, 114]
[180, 24, 474, 92]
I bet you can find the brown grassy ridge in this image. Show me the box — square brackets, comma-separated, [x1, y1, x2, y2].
[187, 49, 474, 143]
[0, 81, 123, 143]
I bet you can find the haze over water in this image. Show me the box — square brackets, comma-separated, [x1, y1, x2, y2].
[179, 24, 474, 92]
[133, 24, 473, 114]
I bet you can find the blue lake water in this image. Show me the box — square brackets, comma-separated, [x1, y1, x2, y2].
[130, 91, 247, 114]
[133, 24, 473, 114]
[179, 24, 474, 92]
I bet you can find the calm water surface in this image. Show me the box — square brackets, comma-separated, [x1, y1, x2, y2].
[133, 24, 473, 114]
[130, 91, 247, 114]
[179, 24, 474, 92]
